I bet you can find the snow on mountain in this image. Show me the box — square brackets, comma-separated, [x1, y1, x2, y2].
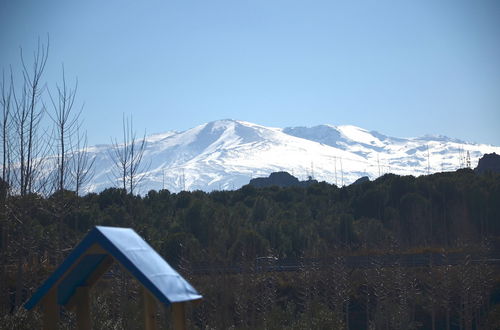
[81, 119, 500, 195]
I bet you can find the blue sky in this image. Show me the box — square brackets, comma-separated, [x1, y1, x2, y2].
[1, 0, 499, 145]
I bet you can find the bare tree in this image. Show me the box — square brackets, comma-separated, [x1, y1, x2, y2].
[47, 66, 83, 193]
[10, 38, 49, 195]
[0, 70, 13, 188]
[128, 119, 147, 194]
[109, 114, 147, 194]
[0, 69, 12, 314]
[69, 128, 94, 196]
[0, 39, 50, 314]
[2, 37, 92, 197]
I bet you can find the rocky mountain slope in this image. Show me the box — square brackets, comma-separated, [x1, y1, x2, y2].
[82, 119, 500, 194]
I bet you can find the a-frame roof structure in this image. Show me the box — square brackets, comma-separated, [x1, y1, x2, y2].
[25, 226, 202, 310]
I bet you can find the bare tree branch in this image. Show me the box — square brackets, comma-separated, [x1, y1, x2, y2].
[69, 128, 95, 196]
[47, 65, 82, 193]
[5, 37, 51, 196]
[108, 114, 148, 194]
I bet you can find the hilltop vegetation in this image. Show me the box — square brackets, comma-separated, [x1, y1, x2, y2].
[1, 168, 500, 328]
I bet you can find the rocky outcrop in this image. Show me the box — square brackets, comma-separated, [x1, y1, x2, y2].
[475, 153, 500, 174]
[249, 171, 318, 188]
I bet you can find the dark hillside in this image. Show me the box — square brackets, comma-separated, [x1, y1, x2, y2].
[1, 169, 500, 328]
[475, 152, 500, 174]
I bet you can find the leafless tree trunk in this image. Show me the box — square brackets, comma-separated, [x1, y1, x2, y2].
[0, 71, 12, 314]
[1, 70, 14, 189]
[128, 118, 147, 195]
[109, 114, 147, 194]
[69, 128, 94, 196]
[11, 39, 49, 196]
[109, 115, 130, 192]
[47, 66, 83, 193]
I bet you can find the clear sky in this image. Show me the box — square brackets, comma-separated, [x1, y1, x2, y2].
[1, 0, 499, 146]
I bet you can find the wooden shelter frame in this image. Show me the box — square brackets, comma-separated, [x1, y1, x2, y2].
[24, 226, 202, 330]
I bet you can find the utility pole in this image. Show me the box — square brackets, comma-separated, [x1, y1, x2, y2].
[340, 157, 344, 187]
[458, 145, 464, 169]
[334, 156, 338, 186]
[377, 153, 381, 177]
[427, 145, 431, 175]
[181, 169, 186, 191]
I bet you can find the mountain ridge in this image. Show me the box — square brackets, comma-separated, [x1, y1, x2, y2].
[81, 119, 500, 194]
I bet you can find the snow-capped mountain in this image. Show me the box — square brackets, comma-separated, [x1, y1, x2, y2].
[82, 119, 500, 194]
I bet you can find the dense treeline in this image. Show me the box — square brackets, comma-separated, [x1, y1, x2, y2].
[1, 169, 500, 329]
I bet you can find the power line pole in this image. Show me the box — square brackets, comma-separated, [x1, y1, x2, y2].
[458, 145, 464, 169]
[334, 156, 338, 186]
[340, 157, 344, 187]
[427, 145, 431, 175]
[181, 169, 186, 191]
[377, 153, 381, 177]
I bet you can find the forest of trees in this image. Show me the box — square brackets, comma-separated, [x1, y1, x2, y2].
[0, 168, 499, 329]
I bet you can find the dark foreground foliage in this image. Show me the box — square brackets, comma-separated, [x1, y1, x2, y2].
[1, 169, 500, 329]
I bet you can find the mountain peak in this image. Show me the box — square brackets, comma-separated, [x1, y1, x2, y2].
[81, 120, 500, 194]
